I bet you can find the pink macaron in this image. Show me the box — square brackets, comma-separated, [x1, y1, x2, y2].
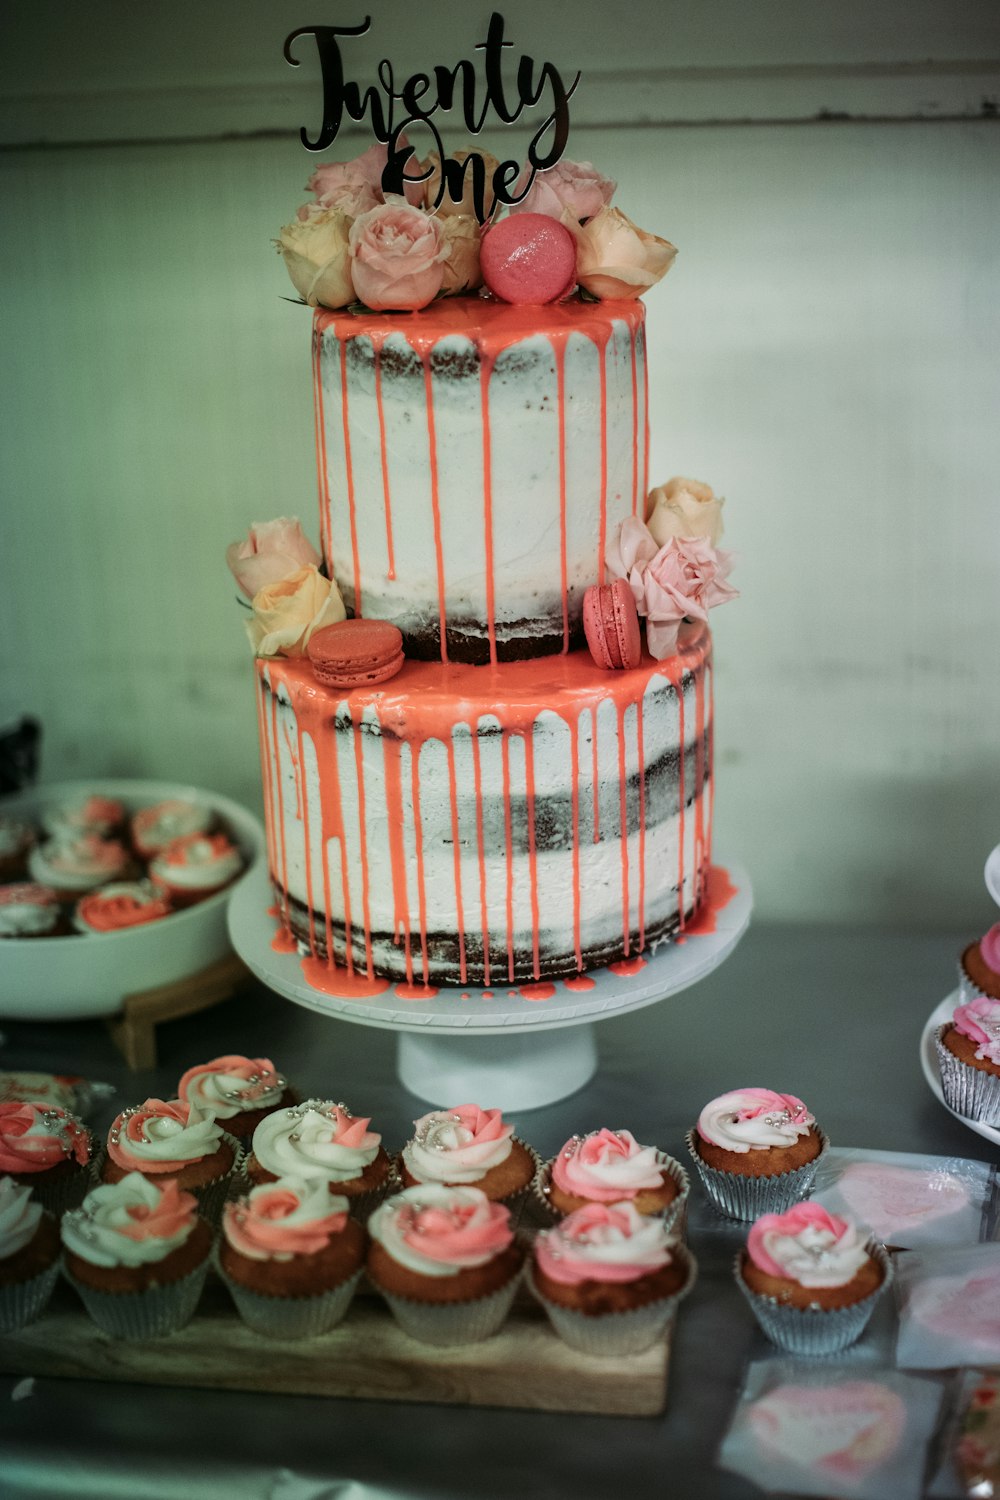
[480, 214, 578, 306]
[583, 580, 642, 671]
[307, 619, 405, 690]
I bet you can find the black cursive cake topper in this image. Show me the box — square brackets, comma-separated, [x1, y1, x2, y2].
[283, 13, 580, 224]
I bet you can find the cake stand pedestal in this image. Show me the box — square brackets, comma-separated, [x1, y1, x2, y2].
[228, 861, 752, 1111]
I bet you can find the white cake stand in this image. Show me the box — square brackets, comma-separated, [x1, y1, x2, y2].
[228, 860, 752, 1110]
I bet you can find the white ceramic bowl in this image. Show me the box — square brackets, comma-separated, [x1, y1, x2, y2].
[0, 779, 265, 1020]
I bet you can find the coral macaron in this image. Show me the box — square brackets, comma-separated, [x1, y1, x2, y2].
[480, 214, 578, 306]
[308, 619, 404, 690]
[583, 579, 642, 671]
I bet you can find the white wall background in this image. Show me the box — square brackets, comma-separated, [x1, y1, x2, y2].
[1, 1, 998, 926]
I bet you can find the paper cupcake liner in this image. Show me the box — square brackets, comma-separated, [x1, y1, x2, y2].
[532, 1153, 690, 1237]
[0, 1256, 61, 1334]
[91, 1135, 242, 1227]
[24, 1161, 95, 1219]
[215, 1255, 362, 1340]
[935, 1027, 1000, 1126]
[378, 1267, 523, 1347]
[733, 1241, 893, 1356]
[685, 1127, 829, 1222]
[527, 1245, 697, 1357]
[66, 1255, 210, 1340]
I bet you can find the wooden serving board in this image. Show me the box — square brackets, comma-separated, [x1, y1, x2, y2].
[1, 1278, 671, 1416]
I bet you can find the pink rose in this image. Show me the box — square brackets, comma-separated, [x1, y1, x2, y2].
[608, 515, 737, 659]
[299, 165, 380, 220]
[348, 201, 447, 311]
[573, 206, 677, 300]
[278, 206, 354, 309]
[246, 567, 346, 658]
[226, 518, 321, 599]
[510, 159, 616, 224]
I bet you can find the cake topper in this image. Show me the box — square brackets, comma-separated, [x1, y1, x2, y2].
[284, 12, 580, 224]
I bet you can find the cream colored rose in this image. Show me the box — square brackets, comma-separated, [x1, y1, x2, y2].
[246, 568, 346, 658]
[646, 477, 725, 547]
[438, 215, 483, 294]
[277, 206, 354, 309]
[419, 149, 500, 218]
[573, 207, 677, 300]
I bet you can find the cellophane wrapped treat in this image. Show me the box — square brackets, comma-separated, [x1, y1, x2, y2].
[809, 1147, 997, 1249]
[928, 1369, 1000, 1499]
[896, 1243, 1000, 1370]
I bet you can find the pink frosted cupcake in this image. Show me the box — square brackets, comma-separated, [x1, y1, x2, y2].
[686, 1088, 827, 1221]
[73, 880, 173, 934]
[28, 832, 132, 901]
[540, 1129, 688, 1228]
[101, 1098, 237, 1220]
[246, 1099, 391, 1211]
[529, 1201, 696, 1356]
[0, 1177, 61, 1332]
[936, 994, 1000, 1125]
[178, 1054, 295, 1140]
[0, 817, 35, 882]
[0, 883, 66, 939]
[41, 794, 124, 839]
[959, 924, 1000, 1003]
[398, 1105, 537, 1206]
[0, 1100, 93, 1215]
[131, 799, 213, 860]
[148, 831, 243, 908]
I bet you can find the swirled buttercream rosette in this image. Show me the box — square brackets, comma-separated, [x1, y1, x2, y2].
[527, 1200, 697, 1357]
[935, 1009, 1000, 1127]
[534, 1129, 690, 1235]
[102, 1098, 240, 1224]
[177, 1055, 292, 1139]
[0, 1178, 62, 1333]
[397, 1105, 539, 1215]
[248, 1099, 390, 1217]
[686, 1125, 830, 1222]
[0, 1101, 94, 1217]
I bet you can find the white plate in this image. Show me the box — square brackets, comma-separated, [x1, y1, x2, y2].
[919, 991, 1000, 1148]
[0, 779, 264, 1021]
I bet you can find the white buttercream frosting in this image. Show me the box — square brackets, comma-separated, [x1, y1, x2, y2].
[108, 1097, 223, 1167]
[0, 898, 60, 937]
[367, 1183, 512, 1277]
[0, 1176, 44, 1259]
[537, 1200, 674, 1281]
[748, 1206, 871, 1290]
[132, 800, 212, 853]
[179, 1058, 286, 1120]
[251, 1100, 380, 1183]
[149, 834, 242, 891]
[697, 1089, 814, 1154]
[61, 1172, 196, 1268]
[402, 1105, 513, 1185]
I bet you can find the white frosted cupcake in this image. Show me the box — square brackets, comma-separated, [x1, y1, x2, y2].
[0, 883, 65, 940]
[62, 1172, 211, 1339]
[936, 994, 1000, 1126]
[28, 832, 132, 901]
[41, 794, 124, 839]
[178, 1054, 295, 1140]
[539, 1129, 688, 1230]
[101, 1098, 238, 1221]
[0, 1177, 61, 1333]
[148, 832, 243, 908]
[686, 1088, 827, 1221]
[398, 1104, 537, 1206]
[367, 1184, 523, 1346]
[0, 1100, 93, 1215]
[246, 1099, 391, 1212]
[529, 1201, 696, 1356]
[131, 799, 213, 860]
[73, 880, 173, 934]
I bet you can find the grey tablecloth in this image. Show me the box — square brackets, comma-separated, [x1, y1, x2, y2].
[1, 924, 994, 1500]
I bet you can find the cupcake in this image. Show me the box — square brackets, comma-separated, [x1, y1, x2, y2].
[935, 994, 1000, 1126]
[367, 1183, 523, 1345]
[959, 924, 1000, 1002]
[736, 1203, 890, 1355]
[0, 1100, 93, 1215]
[28, 832, 132, 901]
[61, 1172, 211, 1339]
[0, 817, 34, 882]
[540, 1129, 687, 1226]
[529, 1200, 696, 1357]
[0, 882, 66, 939]
[73, 880, 173, 934]
[398, 1105, 537, 1206]
[131, 799, 213, 860]
[41, 793, 124, 839]
[686, 1088, 827, 1221]
[148, 831, 243, 908]
[178, 1054, 295, 1140]
[218, 1175, 365, 1338]
[101, 1097, 237, 1221]
[0, 1177, 61, 1333]
[246, 1099, 390, 1211]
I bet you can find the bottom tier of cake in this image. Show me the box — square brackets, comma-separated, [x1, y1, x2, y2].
[255, 624, 713, 987]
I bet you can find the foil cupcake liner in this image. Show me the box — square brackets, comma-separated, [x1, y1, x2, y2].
[390, 1140, 541, 1226]
[532, 1152, 690, 1237]
[527, 1244, 697, 1358]
[90, 1135, 242, 1227]
[685, 1127, 829, 1222]
[956, 956, 1000, 1006]
[215, 1256, 362, 1340]
[65, 1255, 210, 1340]
[734, 1240, 893, 1356]
[378, 1267, 523, 1347]
[0, 1256, 62, 1333]
[935, 1026, 1000, 1126]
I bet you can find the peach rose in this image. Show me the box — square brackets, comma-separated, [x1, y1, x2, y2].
[511, 158, 616, 224]
[299, 169, 380, 221]
[348, 201, 446, 311]
[608, 515, 737, 660]
[646, 477, 725, 548]
[573, 207, 677, 300]
[246, 567, 346, 658]
[418, 148, 501, 218]
[438, 215, 483, 294]
[278, 206, 354, 309]
[226, 518, 321, 600]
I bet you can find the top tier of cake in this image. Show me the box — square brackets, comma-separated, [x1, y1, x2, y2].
[312, 296, 648, 664]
